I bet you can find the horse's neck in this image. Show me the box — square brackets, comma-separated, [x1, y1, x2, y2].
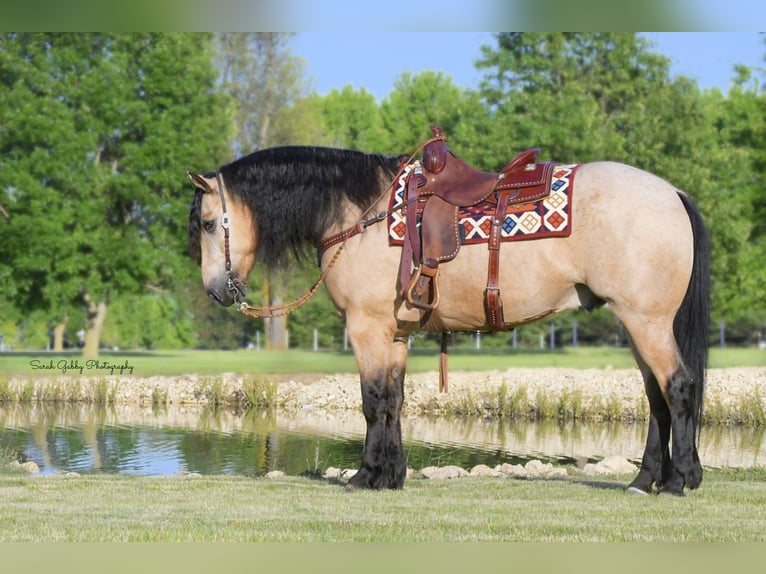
[322, 169, 392, 233]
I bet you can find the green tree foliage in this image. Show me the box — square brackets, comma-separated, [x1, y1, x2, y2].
[0, 33, 232, 354]
[476, 33, 672, 165]
[100, 293, 196, 350]
[380, 71, 488, 156]
[218, 33, 309, 155]
[316, 86, 389, 151]
[708, 64, 766, 323]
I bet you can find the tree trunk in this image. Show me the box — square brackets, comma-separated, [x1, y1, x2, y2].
[261, 275, 288, 350]
[82, 300, 108, 358]
[52, 317, 67, 351]
[267, 294, 287, 350]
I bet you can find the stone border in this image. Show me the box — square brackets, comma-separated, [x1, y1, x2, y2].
[7, 456, 637, 481]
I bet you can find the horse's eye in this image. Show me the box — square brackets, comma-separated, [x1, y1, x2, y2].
[202, 219, 216, 233]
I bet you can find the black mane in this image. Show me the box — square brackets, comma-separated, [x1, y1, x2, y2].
[188, 146, 403, 269]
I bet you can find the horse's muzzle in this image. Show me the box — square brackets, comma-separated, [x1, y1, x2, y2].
[207, 288, 233, 307]
[207, 276, 247, 307]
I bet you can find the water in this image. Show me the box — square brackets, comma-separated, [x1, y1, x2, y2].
[1, 403, 764, 476]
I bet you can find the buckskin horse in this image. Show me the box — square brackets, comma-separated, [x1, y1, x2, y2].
[187, 129, 710, 496]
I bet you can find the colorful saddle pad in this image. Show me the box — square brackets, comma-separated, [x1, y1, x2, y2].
[388, 163, 578, 246]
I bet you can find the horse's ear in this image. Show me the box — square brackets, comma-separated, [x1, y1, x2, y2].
[186, 171, 217, 194]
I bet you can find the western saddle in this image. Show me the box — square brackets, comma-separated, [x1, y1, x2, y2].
[402, 127, 555, 331]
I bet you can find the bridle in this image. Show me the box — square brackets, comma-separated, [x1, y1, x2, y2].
[215, 172, 247, 304]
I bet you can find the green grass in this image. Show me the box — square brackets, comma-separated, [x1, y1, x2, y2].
[0, 468, 765, 541]
[1, 346, 763, 377]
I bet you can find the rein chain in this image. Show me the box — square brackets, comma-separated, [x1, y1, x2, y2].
[222, 137, 440, 320]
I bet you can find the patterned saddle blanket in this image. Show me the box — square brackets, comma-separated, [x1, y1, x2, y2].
[388, 162, 578, 247]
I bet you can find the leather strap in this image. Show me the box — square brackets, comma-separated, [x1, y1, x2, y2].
[318, 223, 363, 265]
[216, 172, 231, 275]
[439, 332, 449, 393]
[214, 172, 247, 302]
[401, 170, 423, 294]
[485, 188, 512, 330]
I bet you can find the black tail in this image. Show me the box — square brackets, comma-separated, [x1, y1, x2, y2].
[673, 192, 711, 439]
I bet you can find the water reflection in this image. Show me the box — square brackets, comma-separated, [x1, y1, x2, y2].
[1, 403, 763, 476]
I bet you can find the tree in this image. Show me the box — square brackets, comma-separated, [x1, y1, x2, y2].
[100, 292, 196, 350]
[380, 71, 485, 154]
[218, 33, 309, 155]
[317, 86, 389, 152]
[708, 64, 766, 323]
[476, 33, 674, 166]
[216, 33, 315, 349]
[0, 33, 106, 350]
[0, 33, 232, 355]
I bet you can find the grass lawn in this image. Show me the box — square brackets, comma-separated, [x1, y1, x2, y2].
[1, 467, 765, 542]
[1, 346, 764, 377]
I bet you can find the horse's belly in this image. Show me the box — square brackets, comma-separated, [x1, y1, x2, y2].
[401, 239, 581, 331]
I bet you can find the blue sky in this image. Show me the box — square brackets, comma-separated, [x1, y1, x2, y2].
[291, 33, 765, 101]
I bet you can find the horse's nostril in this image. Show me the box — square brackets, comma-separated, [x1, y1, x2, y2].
[207, 290, 222, 304]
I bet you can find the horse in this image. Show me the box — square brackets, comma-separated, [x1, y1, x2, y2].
[186, 137, 711, 496]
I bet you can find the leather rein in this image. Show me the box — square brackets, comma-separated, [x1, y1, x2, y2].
[218, 138, 440, 320]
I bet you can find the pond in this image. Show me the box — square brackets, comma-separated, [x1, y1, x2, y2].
[1, 403, 764, 476]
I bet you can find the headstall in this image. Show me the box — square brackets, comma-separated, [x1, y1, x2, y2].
[215, 172, 247, 303]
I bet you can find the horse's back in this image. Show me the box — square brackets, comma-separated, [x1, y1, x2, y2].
[575, 161, 687, 208]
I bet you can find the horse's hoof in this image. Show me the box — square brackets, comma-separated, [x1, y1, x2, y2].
[626, 486, 649, 496]
[686, 467, 703, 490]
[344, 474, 370, 491]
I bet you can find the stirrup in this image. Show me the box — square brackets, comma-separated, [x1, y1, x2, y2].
[405, 264, 440, 311]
